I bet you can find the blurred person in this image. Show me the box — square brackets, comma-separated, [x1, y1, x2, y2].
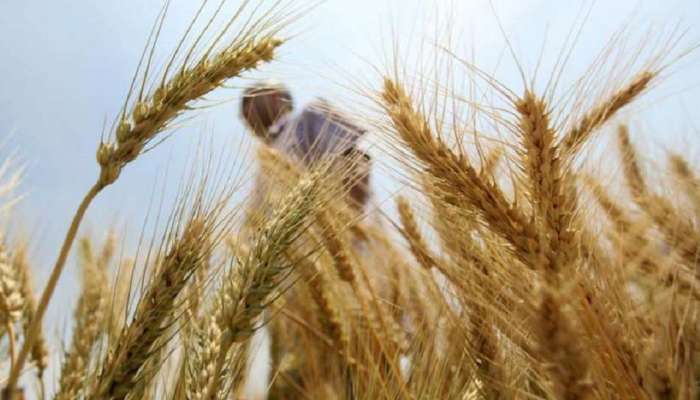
[238, 81, 375, 400]
[240, 81, 372, 210]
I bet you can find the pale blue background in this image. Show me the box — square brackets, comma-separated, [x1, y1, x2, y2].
[1, 0, 699, 395]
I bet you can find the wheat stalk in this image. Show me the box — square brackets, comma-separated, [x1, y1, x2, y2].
[55, 238, 110, 400]
[90, 218, 215, 400]
[6, 9, 287, 392]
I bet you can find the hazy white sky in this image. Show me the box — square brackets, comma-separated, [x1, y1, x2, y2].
[1, 1, 700, 392]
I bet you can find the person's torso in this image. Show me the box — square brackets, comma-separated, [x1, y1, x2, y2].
[268, 100, 365, 165]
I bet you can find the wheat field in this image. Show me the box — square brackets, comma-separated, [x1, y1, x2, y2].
[0, 1, 699, 399]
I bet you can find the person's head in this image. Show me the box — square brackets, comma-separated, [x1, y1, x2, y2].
[240, 81, 293, 142]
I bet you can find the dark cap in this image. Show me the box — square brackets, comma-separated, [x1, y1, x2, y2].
[240, 80, 293, 138]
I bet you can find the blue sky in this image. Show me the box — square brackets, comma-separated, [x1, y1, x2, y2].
[1, 0, 700, 392]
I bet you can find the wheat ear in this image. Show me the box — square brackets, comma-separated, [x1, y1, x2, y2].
[288, 248, 351, 364]
[12, 246, 48, 380]
[618, 125, 700, 269]
[516, 91, 577, 275]
[55, 238, 110, 400]
[183, 314, 223, 400]
[0, 241, 22, 330]
[560, 71, 656, 155]
[0, 240, 23, 374]
[317, 211, 412, 397]
[585, 175, 699, 297]
[90, 218, 214, 400]
[396, 196, 436, 271]
[5, 20, 286, 394]
[516, 92, 592, 398]
[381, 79, 543, 269]
[669, 153, 700, 223]
[203, 173, 322, 399]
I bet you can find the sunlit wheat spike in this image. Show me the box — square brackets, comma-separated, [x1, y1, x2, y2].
[316, 212, 358, 284]
[184, 314, 222, 400]
[6, 5, 290, 391]
[90, 218, 215, 400]
[669, 153, 700, 222]
[515, 90, 577, 276]
[396, 196, 436, 271]
[0, 241, 23, 330]
[618, 125, 700, 268]
[55, 237, 110, 400]
[561, 71, 656, 155]
[381, 78, 545, 270]
[203, 172, 322, 399]
[9, 243, 47, 380]
[617, 125, 647, 199]
[98, 36, 283, 187]
[288, 247, 352, 364]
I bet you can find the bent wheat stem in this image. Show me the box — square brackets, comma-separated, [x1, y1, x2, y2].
[6, 21, 284, 395]
[6, 182, 101, 392]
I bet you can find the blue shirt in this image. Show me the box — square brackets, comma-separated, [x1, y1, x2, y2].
[268, 99, 366, 165]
